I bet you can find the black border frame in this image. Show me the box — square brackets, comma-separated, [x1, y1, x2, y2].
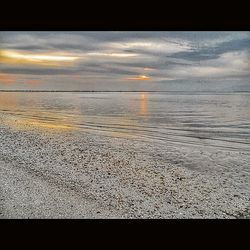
[0, 2, 249, 250]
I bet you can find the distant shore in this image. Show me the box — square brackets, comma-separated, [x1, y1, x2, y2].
[1, 90, 249, 93]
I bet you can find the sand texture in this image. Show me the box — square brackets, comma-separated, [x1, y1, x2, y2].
[0, 114, 249, 218]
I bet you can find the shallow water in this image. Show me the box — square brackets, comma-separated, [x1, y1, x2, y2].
[0, 91, 250, 152]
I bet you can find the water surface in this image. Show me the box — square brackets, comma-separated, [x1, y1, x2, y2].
[0, 91, 250, 152]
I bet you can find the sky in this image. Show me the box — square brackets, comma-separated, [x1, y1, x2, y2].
[0, 32, 249, 91]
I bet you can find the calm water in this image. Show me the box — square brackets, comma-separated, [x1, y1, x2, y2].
[0, 92, 250, 152]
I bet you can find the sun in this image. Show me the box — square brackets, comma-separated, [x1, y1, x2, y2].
[127, 75, 151, 80]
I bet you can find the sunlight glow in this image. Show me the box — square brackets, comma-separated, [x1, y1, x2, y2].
[0, 73, 16, 84]
[87, 52, 138, 57]
[127, 75, 151, 80]
[4, 117, 75, 133]
[0, 50, 79, 65]
[139, 92, 147, 115]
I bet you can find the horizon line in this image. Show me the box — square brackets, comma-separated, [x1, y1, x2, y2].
[0, 90, 250, 93]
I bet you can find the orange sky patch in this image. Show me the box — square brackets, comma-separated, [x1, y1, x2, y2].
[127, 75, 151, 81]
[0, 49, 79, 66]
[0, 73, 40, 85]
[0, 73, 17, 84]
[26, 79, 40, 85]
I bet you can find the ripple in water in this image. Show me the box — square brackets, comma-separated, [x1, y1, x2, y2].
[0, 91, 250, 151]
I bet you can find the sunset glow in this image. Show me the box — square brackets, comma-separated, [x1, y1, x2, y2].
[0, 73, 16, 84]
[127, 75, 151, 80]
[0, 32, 249, 91]
[0, 50, 79, 66]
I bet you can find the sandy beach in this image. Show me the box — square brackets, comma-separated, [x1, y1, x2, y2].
[0, 112, 249, 219]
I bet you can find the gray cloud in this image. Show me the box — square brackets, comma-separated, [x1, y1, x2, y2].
[172, 37, 250, 61]
[0, 32, 249, 91]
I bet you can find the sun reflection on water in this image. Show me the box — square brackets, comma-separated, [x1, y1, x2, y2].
[0, 93, 17, 108]
[2, 115, 76, 133]
[0, 92, 149, 137]
[139, 92, 147, 116]
[0, 94, 76, 133]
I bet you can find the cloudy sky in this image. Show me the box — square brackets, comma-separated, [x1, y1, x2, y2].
[0, 32, 249, 91]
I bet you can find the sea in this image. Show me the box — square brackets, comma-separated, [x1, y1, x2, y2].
[0, 91, 250, 152]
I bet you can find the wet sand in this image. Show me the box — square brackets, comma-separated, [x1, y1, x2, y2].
[0, 113, 249, 218]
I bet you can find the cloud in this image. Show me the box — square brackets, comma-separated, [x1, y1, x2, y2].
[0, 73, 40, 85]
[25, 79, 40, 85]
[172, 36, 250, 62]
[166, 50, 250, 79]
[0, 49, 79, 66]
[0, 32, 249, 90]
[126, 75, 151, 80]
[108, 38, 192, 55]
[0, 73, 16, 84]
[0, 67, 79, 75]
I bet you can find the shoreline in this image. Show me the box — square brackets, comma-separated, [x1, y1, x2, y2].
[0, 113, 249, 218]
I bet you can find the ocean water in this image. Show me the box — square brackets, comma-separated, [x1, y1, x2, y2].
[0, 91, 250, 152]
